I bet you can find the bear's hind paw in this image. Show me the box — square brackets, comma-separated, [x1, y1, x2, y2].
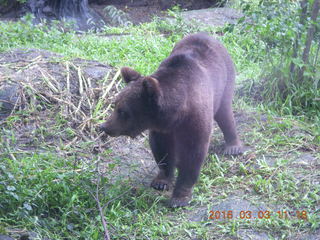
[223, 144, 245, 155]
[169, 196, 191, 208]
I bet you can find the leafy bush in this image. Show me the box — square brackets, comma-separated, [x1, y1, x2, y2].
[225, 0, 320, 119]
[103, 5, 132, 26]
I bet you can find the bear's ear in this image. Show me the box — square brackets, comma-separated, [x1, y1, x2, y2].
[121, 67, 141, 83]
[142, 77, 162, 106]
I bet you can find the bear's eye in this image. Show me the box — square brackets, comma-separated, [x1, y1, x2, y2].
[117, 109, 129, 119]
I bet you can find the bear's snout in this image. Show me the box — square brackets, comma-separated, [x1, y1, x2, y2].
[99, 121, 120, 137]
[99, 122, 108, 132]
[99, 122, 115, 136]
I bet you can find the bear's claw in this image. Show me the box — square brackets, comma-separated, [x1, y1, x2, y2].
[223, 144, 245, 155]
[150, 178, 171, 191]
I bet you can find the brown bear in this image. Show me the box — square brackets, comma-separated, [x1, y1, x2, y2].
[100, 33, 244, 207]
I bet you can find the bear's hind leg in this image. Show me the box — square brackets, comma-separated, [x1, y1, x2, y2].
[149, 131, 175, 191]
[215, 104, 243, 155]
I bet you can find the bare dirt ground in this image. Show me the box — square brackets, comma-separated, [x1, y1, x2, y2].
[91, 2, 165, 25]
[91, 2, 243, 28]
[90, 0, 227, 25]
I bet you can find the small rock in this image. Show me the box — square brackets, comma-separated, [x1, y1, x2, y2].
[0, 235, 14, 240]
[20, 231, 39, 240]
[253, 156, 278, 169]
[128, 0, 148, 7]
[188, 206, 208, 222]
[181, 8, 243, 27]
[260, 114, 268, 122]
[293, 154, 317, 166]
[237, 229, 270, 240]
[294, 229, 320, 240]
[83, 65, 112, 80]
[42, 6, 53, 14]
[0, 84, 21, 120]
[159, 0, 172, 10]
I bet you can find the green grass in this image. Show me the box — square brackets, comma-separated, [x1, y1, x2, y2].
[0, 17, 170, 75]
[0, 151, 98, 238]
[0, 13, 261, 82]
[0, 13, 214, 75]
[0, 9, 319, 240]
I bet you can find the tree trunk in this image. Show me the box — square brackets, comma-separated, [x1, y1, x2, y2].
[290, 0, 309, 74]
[298, 0, 320, 82]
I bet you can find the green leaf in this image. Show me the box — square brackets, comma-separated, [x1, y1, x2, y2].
[23, 203, 32, 211]
[6, 185, 16, 191]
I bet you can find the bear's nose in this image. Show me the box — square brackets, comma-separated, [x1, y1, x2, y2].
[99, 122, 108, 132]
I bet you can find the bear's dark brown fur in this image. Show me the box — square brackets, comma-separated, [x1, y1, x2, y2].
[100, 33, 244, 207]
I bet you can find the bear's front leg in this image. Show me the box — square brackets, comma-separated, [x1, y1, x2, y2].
[149, 131, 175, 191]
[169, 125, 211, 207]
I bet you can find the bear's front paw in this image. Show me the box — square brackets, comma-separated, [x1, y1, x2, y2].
[223, 144, 245, 155]
[169, 196, 191, 208]
[150, 178, 171, 191]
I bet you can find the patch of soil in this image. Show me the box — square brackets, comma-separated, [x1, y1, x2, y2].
[91, 0, 229, 26]
[105, 135, 157, 186]
[0, 49, 116, 158]
[0, 48, 159, 186]
[91, 3, 164, 25]
[94, 0, 224, 11]
[0, 48, 112, 120]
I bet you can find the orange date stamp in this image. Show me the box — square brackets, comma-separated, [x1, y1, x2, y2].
[208, 210, 308, 220]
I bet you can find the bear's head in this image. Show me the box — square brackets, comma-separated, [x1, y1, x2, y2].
[100, 67, 162, 138]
